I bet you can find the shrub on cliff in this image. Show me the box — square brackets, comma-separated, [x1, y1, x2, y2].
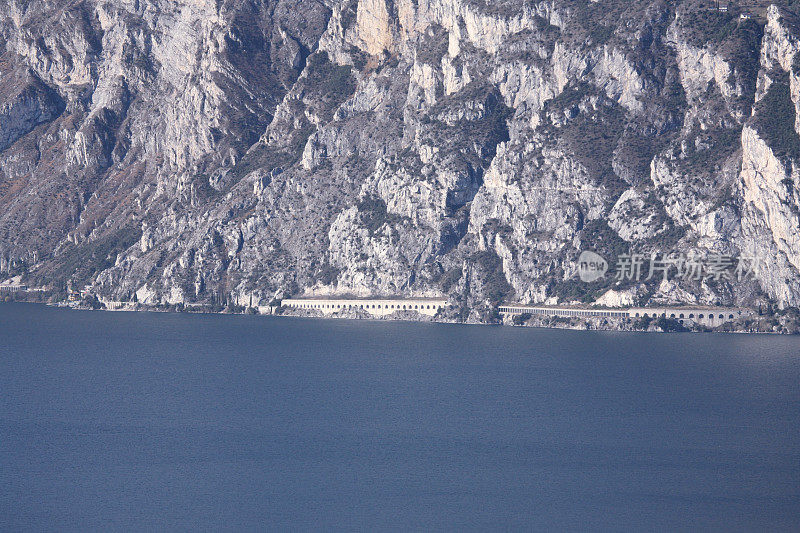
[471, 250, 512, 304]
[753, 72, 800, 162]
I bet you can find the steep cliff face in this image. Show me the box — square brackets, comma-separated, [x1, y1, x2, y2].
[2, 0, 800, 315]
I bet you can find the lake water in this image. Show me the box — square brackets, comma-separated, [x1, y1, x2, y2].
[1, 303, 799, 530]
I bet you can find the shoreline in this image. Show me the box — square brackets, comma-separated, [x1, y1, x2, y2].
[0, 299, 792, 336]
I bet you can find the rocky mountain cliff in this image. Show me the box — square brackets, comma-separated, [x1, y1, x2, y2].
[2, 0, 800, 319]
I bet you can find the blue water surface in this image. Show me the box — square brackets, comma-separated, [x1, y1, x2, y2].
[1, 303, 798, 530]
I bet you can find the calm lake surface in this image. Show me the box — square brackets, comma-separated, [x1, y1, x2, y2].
[1, 303, 799, 530]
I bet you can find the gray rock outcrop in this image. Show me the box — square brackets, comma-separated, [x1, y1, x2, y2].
[1, 0, 799, 316]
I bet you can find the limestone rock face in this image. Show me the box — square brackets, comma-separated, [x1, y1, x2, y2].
[2, 0, 800, 315]
[0, 68, 64, 151]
